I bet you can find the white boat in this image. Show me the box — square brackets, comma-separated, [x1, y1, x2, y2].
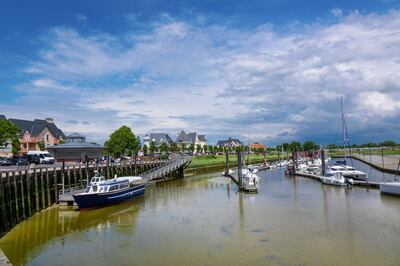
[242, 169, 260, 189]
[222, 169, 234, 175]
[321, 171, 350, 187]
[380, 182, 400, 196]
[330, 165, 368, 181]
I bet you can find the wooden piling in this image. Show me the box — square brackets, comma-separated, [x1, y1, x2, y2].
[12, 172, 19, 223]
[19, 171, 25, 219]
[46, 169, 51, 208]
[34, 169, 39, 212]
[238, 152, 243, 190]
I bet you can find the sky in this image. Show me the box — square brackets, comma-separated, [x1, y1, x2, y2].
[1, 0, 400, 146]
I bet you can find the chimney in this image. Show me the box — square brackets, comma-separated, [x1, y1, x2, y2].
[45, 117, 54, 123]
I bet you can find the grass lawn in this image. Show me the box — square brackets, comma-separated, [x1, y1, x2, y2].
[189, 154, 280, 168]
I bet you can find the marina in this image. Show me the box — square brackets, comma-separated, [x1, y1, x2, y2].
[0, 167, 399, 266]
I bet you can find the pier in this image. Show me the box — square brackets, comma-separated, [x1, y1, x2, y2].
[295, 170, 381, 188]
[0, 156, 191, 237]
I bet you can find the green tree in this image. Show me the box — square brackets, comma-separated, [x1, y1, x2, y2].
[290, 141, 302, 152]
[282, 143, 289, 152]
[208, 145, 216, 154]
[0, 119, 20, 155]
[196, 144, 202, 154]
[149, 141, 157, 156]
[105, 125, 139, 157]
[189, 144, 195, 155]
[143, 144, 148, 156]
[38, 140, 45, 151]
[303, 140, 319, 151]
[160, 142, 169, 154]
[380, 140, 397, 147]
[170, 142, 179, 153]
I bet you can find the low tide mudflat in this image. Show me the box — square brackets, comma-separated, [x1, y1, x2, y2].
[0, 169, 399, 266]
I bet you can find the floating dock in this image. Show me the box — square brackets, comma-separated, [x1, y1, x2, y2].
[295, 171, 381, 188]
[0, 248, 11, 266]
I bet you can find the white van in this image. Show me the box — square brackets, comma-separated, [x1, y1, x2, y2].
[27, 151, 55, 164]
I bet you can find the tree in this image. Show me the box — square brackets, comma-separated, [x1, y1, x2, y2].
[380, 140, 397, 147]
[105, 125, 139, 157]
[160, 142, 169, 155]
[38, 140, 45, 151]
[290, 141, 302, 152]
[143, 145, 148, 156]
[203, 145, 208, 154]
[282, 143, 289, 152]
[170, 142, 179, 153]
[0, 119, 20, 155]
[189, 144, 195, 155]
[149, 141, 157, 156]
[303, 140, 319, 151]
[209, 145, 213, 155]
[196, 144, 202, 155]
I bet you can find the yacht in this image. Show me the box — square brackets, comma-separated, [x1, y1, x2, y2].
[321, 171, 349, 187]
[73, 174, 145, 210]
[380, 182, 400, 196]
[329, 164, 368, 181]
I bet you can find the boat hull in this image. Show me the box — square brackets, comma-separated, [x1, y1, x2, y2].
[380, 182, 400, 197]
[321, 177, 348, 187]
[73, 184, 145, 210]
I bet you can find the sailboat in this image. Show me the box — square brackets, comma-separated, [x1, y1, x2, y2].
[323, 98, 366, 186]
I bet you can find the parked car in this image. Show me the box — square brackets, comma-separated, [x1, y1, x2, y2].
[0, 157, 13, 166]
[26, 154, 41, 164]
[27, 151, 55, 164]
[9, 156, 29, 166]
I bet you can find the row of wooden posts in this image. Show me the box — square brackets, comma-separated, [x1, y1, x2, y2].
[0, 160, 166, 237]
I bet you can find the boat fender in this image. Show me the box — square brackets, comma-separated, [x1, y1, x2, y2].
[347, 179, 354, 185]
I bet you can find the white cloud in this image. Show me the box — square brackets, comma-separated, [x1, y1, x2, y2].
[5, 10, 400, 144]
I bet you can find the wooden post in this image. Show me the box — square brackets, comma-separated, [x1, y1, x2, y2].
[238, 152, 243, 190]
[5, 172, 14, 226]
[46, 169, 51, 208]
[12, 172, 19, 223]
[54, 168, 59, 204]
[381, 148, 385, 168]
[34, 168, 40, 212]
[20, 171, 25, 219]
[67, 166, 71, 189]
[0, 174, 6, 233]
[61, 163, 65, 195]
[73, 166, 77, 188]
[40, 169, 46, 210]
[27, 170, 32, 217]
[263, 150, 266, 166]
[225, 152, 229, 176]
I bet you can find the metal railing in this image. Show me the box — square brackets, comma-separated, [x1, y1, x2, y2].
[142, 155, 191, 182]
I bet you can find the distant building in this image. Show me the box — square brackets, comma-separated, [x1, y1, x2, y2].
[251, 143, 265, 150]
[216, 137, 243, 148]
[175, 131, 207, 151]
[1, 115, 65, 154]
[143, 133, 174, 147]
[66, 132, 86, 143]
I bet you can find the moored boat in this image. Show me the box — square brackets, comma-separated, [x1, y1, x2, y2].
[73, 175, 145, 210]
[380, 182, 400, 197]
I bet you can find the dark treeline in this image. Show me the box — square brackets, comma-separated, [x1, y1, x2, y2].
[274, 140, 398, 152]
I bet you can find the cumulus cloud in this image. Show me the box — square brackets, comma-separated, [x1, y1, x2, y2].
[4, 10, 400, 144]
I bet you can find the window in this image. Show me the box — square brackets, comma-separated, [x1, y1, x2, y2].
[46, 135, 49, 141]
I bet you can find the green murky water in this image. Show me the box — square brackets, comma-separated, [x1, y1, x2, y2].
[1, 169, 399, 266]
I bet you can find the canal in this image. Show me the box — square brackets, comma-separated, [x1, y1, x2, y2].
[0, 168, 399, 266]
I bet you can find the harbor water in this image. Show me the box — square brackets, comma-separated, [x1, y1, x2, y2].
[0, 168, 399, 266]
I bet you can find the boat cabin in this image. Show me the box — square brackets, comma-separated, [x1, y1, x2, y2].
[85, 178, 131, 194]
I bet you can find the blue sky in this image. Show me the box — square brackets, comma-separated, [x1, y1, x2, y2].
[1, 0, 400, 145]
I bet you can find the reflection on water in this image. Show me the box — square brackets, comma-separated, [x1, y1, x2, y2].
[0, 170, 399, 266]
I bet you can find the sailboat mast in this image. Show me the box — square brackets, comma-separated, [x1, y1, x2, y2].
[341, 97, 347, 168]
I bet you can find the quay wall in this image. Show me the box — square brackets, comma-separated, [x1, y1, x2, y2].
[0, 160, 169, 238]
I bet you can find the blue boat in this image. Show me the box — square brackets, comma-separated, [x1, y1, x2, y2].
[73, 175, 145, 210]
